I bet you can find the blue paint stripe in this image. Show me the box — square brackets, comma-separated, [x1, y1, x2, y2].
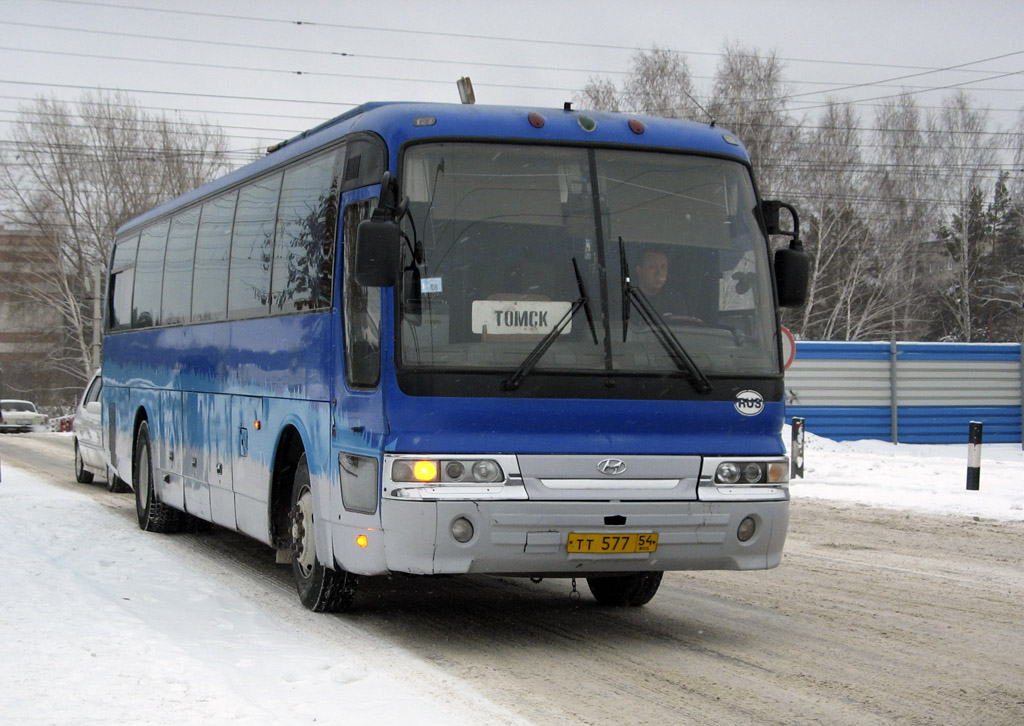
[794, 341, 1021, 362]
[787, 404, 1022, 444]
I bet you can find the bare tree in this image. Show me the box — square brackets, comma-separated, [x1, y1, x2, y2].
[578, 46, 702, 119]
[707, 43, 798, 197]
[578, 76, 622, 112]
[870, 93, 938, 341]
[926, 91, 998, 341]
[791, 101, 884, 340]
[0, 91, 230, 397]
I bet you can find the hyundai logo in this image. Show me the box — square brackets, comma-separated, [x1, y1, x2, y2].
[597, 458, 627, 475]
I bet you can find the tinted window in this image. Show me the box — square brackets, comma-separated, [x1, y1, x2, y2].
[192, 191, 236, 322]
[228, 173, 282, 318]
[342, 137, 385, 192]
[162, 207, 200, 325]
[342, 200, 381, 388]
[133, 220, 169, 328]
[271, 149, 341, 314]
[109, 233, 138, 331]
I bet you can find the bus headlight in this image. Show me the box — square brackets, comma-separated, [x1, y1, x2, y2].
[714, 460, 789, 484]
[391, 458, 505, 484]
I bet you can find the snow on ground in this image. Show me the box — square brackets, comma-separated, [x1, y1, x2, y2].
[1, 432, 1023, 724]
[0, 464, 529, 726]
[787, 426, 1024, 521]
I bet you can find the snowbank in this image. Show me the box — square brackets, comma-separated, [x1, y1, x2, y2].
[787, 426, 1024, 521]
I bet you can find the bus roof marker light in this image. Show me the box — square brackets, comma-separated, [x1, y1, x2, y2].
[413, 117, 436, 127]
[723, 133, 741, 146]
[578, 114, 597, 132]
[628, 119, 645, 135]
[528, 112, 545, 128]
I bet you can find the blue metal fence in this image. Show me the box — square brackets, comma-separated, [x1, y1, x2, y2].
[784, 341, 1024, 444]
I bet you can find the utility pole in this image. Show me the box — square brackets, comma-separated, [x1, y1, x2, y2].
[91, 266, 102, 370]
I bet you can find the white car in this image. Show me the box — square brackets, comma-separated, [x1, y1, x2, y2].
[0, 399, 48, 432]
[72, 371, 130, 492]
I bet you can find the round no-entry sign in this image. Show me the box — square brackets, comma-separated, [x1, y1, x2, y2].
[780, 325, 796, 370]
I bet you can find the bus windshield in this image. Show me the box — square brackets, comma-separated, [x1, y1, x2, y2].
[398, 142, 779, 384]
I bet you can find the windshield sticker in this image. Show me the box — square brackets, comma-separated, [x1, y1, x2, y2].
[420, 277, 443, 294]
[472, 300, 572, 335]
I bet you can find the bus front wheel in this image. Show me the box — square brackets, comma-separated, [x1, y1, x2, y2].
[586, 572, 664, 607]
[289, 453, 358, 612]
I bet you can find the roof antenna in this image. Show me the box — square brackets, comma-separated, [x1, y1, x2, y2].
[457, 77, 476, 105]
[684, 90, 715, 127]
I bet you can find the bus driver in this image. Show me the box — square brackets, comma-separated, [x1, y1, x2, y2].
[635, 247, 704, 325]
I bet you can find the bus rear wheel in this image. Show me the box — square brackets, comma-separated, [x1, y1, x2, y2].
[134, 421, 185, 533]
[586, 571, 664, 607]
[289, 453, 357, 612]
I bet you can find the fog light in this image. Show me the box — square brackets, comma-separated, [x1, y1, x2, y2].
[451, 517, 474, 543]
[737, 516, 756, 542]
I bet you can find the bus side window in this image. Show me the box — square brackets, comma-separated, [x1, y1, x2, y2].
[192, 190, 237, 323]
[228, 172, 282, 319]
[108, 233, 139, 332]
[271, 147, 342, 314]
[162, 206, 200, 325]
[342, 199, 381, 388]
[132, 220, 169, 329]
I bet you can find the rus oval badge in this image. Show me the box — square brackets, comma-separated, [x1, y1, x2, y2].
[735, 390, 764, 416]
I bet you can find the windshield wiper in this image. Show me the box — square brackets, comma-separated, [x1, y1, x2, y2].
[502, 258, 598, 391]
[617, 238, 713, 394]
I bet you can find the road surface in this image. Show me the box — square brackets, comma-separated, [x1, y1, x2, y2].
[2, 432, 1022, 725]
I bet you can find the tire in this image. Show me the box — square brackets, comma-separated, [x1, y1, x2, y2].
[289, 453, 357, 612]
[74, 440, 94, 484]
[586, 571, 664, 607]
[133, 421, 185, 533]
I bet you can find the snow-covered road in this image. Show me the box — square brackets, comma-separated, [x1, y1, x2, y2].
[3, 431, 1023, 725]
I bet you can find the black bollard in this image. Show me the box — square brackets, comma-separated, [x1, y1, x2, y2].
[966, 421, 982, 491]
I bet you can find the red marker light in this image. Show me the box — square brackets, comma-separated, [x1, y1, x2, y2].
[528, 112, 545, 128]
[628, 119, 645, 135]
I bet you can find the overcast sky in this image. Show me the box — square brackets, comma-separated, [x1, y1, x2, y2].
[2, 0, 1024, 159]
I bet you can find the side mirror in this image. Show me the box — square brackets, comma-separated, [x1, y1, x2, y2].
[774, 247, 809, 307]
[762, 199, 809, 308]
[354, 172, 402, 287]
[355, 217, 401, 287]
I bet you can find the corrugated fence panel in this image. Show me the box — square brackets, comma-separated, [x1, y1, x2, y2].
[785, 341, 1023, 444]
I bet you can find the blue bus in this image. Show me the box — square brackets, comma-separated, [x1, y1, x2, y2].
[104, 102, 808, 611]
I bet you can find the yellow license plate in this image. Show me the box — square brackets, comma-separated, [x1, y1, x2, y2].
[566, 533, 659, 554]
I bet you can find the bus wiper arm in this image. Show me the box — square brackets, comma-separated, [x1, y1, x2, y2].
[501, 297, 586, 392]
[627, 284, 714, 394]
[572, 257, 599, 346]
[502, 258, 598, 391]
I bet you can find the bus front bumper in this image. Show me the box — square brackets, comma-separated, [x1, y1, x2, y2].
[374, 498, 790, 577]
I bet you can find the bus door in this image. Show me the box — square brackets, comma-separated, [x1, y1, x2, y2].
[331, 194, 387, 573]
